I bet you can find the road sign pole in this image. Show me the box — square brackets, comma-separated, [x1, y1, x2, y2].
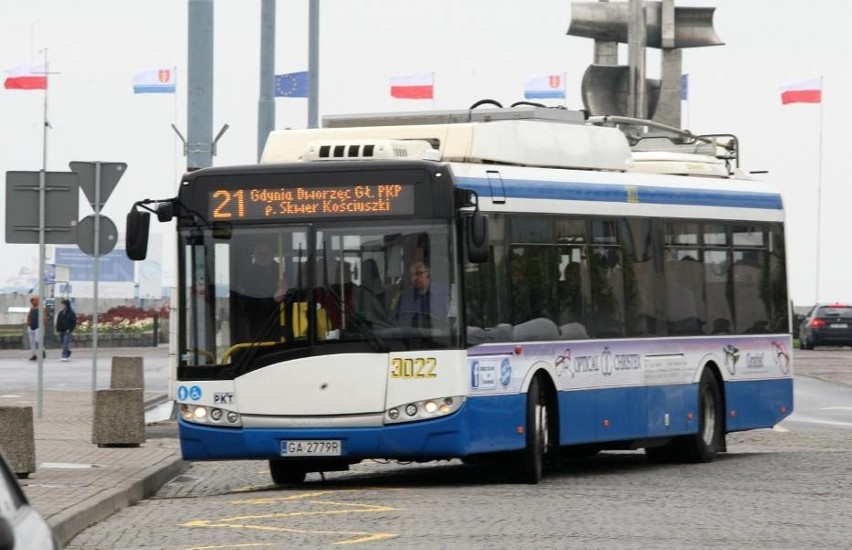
[91, 162, 101, 394]
[37, 170, 46, 418]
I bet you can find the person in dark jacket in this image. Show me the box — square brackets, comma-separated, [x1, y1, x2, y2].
[55, 299, 77, 362]
[25, 296, 44, 361]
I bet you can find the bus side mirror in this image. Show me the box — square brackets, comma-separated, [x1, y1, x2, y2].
[156, 201, 175, 222]
[466, 210, 489, 264]
[125, 208, 151, 261]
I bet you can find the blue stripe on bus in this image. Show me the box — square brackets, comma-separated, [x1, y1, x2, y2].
[455, 176, 783, 210]
[177, 378, 792, 461]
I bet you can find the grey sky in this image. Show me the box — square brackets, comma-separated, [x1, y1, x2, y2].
[0, 0, 842, 306]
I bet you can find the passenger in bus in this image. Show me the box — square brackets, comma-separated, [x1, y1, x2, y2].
[666, 281, 704, 335]
[394, 261, 448, 328]
[357, 259, 389, 326]
[239, 242, 287, 339]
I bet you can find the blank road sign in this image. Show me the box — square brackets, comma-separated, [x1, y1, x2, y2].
[69, 161, 127, 211]
[76, 214, 118, 256]
[5, 171, 80, 244]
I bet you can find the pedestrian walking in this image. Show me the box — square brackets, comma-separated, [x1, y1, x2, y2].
[55, 299, 77, 361]
[25, 296, 45, 361]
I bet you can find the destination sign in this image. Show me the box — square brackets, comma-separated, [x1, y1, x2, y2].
[208, 183, 415, 221]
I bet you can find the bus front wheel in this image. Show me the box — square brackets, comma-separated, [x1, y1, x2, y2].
[269, 460, 306, 485]
[514, 377, 549, 484]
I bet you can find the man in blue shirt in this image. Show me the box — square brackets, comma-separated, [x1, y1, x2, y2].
[394, 261, 448, 328]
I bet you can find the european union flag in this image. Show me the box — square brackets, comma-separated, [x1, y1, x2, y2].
[275, 71, 309, 98]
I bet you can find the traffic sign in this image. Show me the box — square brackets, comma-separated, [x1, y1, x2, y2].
[5, 171, 79, 244]
[76, 214, 118, 256]
[69, 161, 127, 212]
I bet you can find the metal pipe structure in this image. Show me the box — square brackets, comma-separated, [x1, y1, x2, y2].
[308, 0, 320, 128]
[187, 0, 214, 169]
[257, 0, 275, 161]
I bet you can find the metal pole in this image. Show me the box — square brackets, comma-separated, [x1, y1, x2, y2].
[36, 48, 49, 418]
[36, 171, 46, 419]
[307, 0, 319, 128]
[188, 0, 215, 168]
[91, 162, 101, 393]
[257, 0, 275, 161]
[627, 0, 647, 119]
[815, 82, 824, 304]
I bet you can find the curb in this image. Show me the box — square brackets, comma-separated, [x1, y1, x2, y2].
[49, 454, 188, 546]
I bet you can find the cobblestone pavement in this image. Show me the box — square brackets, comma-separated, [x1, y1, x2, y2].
[65, 427, 852, 550]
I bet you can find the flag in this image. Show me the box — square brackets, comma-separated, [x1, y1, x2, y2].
[4, 63, 47, 90]
[390, 72, 434, 99]
[780, 77, 822, 105]
[275, 71, 309, 97]
[681, 74, 689, 100]
[523, 74, 565, 99]
[133, 68, 176, 94]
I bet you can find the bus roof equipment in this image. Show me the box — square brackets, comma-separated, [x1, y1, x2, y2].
[261, 103, 743, 179]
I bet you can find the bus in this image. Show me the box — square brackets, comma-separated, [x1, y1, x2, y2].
[125, 105, 793, 484]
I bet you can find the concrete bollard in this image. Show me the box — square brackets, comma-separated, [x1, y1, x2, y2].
[0, 406, 36, 477]
[110, 356, 144, 389]
[92, 389, 146, 447]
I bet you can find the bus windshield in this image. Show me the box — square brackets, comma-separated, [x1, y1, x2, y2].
[180, 220, 459, 366]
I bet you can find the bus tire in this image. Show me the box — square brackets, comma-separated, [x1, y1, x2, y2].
[514, 377, 548, 484]
[675, 368, 724, 463]
[269, 460, 307, 485]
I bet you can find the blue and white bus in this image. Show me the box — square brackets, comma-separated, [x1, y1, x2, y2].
[126, 105, 792, 484]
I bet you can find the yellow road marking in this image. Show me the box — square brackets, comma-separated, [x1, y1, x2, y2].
[181, 490, 400, 545]
[186, 544, 274, 549]
[183, 520, 396, 545]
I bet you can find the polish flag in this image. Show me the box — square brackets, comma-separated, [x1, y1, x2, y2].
[390, 72, 433, 99]
[3, 63, 47, 90]
[780, 77, 821, 105]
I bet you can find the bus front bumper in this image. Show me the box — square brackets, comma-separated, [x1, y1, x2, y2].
[178, 395, 526, 461]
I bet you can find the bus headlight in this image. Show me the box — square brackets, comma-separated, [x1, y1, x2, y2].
[385, 396, 464, 424]
[179, 404, 242, 427]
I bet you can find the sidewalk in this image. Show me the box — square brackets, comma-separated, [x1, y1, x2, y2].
[0, 345, 186, 547]
[0, 346, 850, 547]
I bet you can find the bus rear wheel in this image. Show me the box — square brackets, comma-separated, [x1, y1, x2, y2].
[514, 377, 549, 484]
[676, 369, 724, 463]
[269, 460, 306, 485]
[645, 369, 723, 464]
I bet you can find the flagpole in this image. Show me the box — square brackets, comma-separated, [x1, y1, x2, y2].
[814, 76, 824, 303]
[41, 48, 49, 170]
[173, 66, 180, 186]
[431, 71, 435, 110]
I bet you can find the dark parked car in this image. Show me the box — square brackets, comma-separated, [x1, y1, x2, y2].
[798, 303, 852, 349]
[0, 452, 59, 550]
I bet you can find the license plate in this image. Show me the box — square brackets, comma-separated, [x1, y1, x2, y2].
[830, 323, 848, 328]
[281, 440, 342, 457]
